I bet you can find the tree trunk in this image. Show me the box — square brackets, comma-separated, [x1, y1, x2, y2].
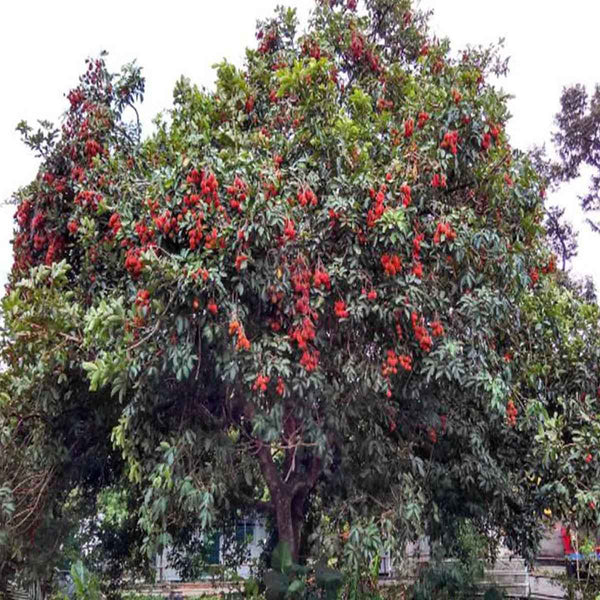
[274, 491, 300, 560]
[255, 440, 320, 562]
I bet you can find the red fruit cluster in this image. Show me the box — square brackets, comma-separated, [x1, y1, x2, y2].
[412, 262, 423, 278]
[542, 256, 556, 274]
[297, 186, 317, 207]
[431, 173, 447, 188]
[135, 289, 150, 308]
[67, 220, 79, 235]
[377, 97, 394, 112]
[413, 233, 424, 260]
[186, 169, 202, 186]
[530, 268, 539, 285]
[433, 222, 456, 244]
[15, 200, 31, 228]
[489, 123, 501, 141]
[31, 212, 45, 230]
[207, 300, 218, 315]
[192, 267, 209, 282]
[506, 399, 517, 427]
[283, 219, 296, 241]
[84, 139, 103, 159]
[399, 184, 411, 207]
[188, 216, 205, 250]
[481, 132, 491, 151]
[186, 168, 220, 210]
[334, 300, 349, 319]
[257, 27, 278, 54]
[108, 213, 122, 236]
[382, 350, 412, 377]
[252, 374, 270, 392]
[67, 88, 84, 108]
[75, 190, 102, 211]
[367, 184, 387, 228]
[276, 377, 286, 396]
[586, 453, 593, 464]
[229, 319, 251, 351]
[417, 111, 429, 128]
[290, 262, 314, 316]
[153, 209, 178, 236]
[350, 31, 364, 61]
[441, 130, 458, 155]
[362, 288, 377, 301]
[134, 220, 155, 245]
[290, 317, 316, 350]
[313, 268, 331, 290]
[411, 312, 432, 352]
[300, 349, 319, 372]
[328, 209, 341, 228]
[381, 253, 402, 276]
[404, 118, 414, 138]
[235, 254, 248, 271]
[71, 165, 84, 182]
[382, 350, 398, 376]
[125, 247, 143, 278]
[44, 235, 63, 266]
[430, 320, 444, 337]
[301, 38, 322, 60]
[226, 176, 247, 213]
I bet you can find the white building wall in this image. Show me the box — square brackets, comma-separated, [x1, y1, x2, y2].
[155, 519, 268, 582]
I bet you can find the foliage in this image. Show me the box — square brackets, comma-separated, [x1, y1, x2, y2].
[409, 520, 488, 600]
[533, 81, 600, 271]
[263, 541, 343, 600]
[553, 84, 600, 232]
[2, 0, 600, 589]
[70, 561, 102, 600]
[557, 547, 600, 600]
[166, 516, 255, 582]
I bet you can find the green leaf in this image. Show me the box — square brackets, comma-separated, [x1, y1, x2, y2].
[264, 569, 290, 600]
[271, 540, 293, 573]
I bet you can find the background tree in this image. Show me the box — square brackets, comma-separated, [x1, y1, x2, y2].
[2, 0, 597, 589]
[531, 81, 600, 275]
[553, 84, 600, 233]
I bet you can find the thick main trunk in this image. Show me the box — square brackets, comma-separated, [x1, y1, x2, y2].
[273, 488, 307, 561]
[255, 440, 321, 562]
[275, 492, 299, 560]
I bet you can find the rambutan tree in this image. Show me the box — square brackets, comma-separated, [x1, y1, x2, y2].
[4, 0, 597, 586]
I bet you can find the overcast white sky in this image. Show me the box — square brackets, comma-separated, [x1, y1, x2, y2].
[1, 1, 599, 290]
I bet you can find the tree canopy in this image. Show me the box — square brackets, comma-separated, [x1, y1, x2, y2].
[2, 0, 600, 590]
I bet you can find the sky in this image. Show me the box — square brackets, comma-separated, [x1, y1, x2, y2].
[1, 0, 599, 290]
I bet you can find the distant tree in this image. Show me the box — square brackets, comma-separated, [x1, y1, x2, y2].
[534, 82, 600, 274]
[553, 84, 600, 232]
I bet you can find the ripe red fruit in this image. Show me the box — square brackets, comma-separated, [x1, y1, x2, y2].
[335, 300, 349, 319]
